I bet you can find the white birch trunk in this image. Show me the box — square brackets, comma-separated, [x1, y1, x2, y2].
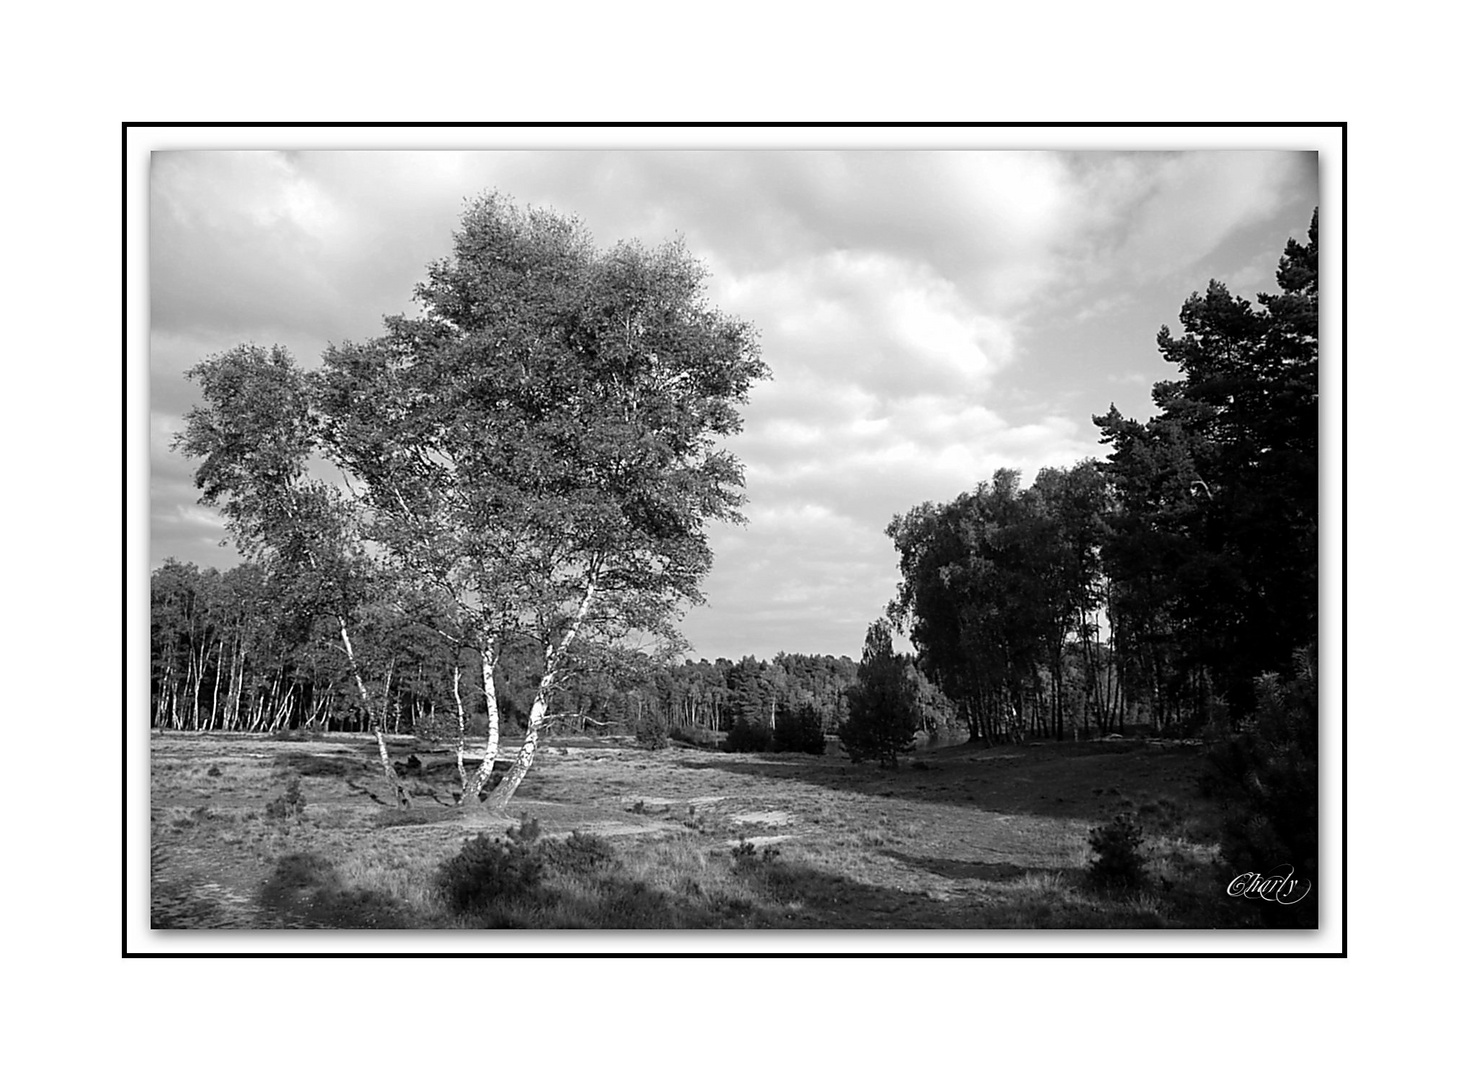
[452, 665, 468, 795]
[337, 617, 411, 810]
[209, 640, 224, 730]
[482, 579, 597, 814]
[461, 644, 503, 804]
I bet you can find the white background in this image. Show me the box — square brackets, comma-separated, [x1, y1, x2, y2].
[4, 2, 1447, 1076]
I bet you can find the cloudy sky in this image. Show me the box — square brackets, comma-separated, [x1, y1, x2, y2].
[150, 148, 1318, 661]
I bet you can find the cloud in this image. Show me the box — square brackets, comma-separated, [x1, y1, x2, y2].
[1081, 151, 1306, 282]
[726, 249, 1017, 401]
[147, 148, 1317, 658]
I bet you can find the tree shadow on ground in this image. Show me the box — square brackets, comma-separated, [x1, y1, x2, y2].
[274, 752, 373, 779]
[257, 851, 413, 929]
[882, 850, 1052, 883]
[669, 741, 1214, 827]
[344, 777, 387, 805]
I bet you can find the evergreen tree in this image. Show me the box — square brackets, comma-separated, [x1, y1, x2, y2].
[839, 620, 919, 767]
[1095, 209, 1318, 718]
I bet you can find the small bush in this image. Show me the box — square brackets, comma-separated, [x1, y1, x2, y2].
[545, 831, 616, 875]
[1087, 813, 1147, 894]
[506, 813, 541, 845]
[265, 777, 307, 820]
[725, 718, 773, 753]
[435, 818, 546, 915]
[730, 839, 780, 870]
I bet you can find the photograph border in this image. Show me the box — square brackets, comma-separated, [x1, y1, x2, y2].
[125, 121, 1345, 959]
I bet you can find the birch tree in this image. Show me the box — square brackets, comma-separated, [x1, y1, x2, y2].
[314, 193, 767, 812]
[175, 344, 413, 808]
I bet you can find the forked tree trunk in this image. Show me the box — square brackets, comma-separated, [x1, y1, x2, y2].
[482, 580, 597, 815]
[461, 644, 503, 804]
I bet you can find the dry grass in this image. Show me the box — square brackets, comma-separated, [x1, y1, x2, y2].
[150, 730, 1247, 930]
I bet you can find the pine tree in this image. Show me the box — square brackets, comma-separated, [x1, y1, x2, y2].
[839, 620, 919, 767]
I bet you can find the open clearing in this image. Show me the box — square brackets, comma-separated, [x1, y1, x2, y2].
[149, 731, 1241, 930]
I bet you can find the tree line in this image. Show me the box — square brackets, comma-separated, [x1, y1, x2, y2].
[150, 556, 964, 749]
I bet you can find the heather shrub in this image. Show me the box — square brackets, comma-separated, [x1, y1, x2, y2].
[545, 831, 617, 875]
[1086, 813, 1147, 895]
[435, 816, 546, 915]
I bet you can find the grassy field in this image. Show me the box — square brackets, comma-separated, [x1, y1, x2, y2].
[149, 729, 1248, 930]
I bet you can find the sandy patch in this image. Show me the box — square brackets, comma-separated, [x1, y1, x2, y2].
[727, 834, 793, 849]
[731, 810, 793, 828]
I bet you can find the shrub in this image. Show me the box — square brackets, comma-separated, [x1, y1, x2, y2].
[265, 776, 307, 820]
[1086, 813, 1147, 894]
[772, 701, 827, 755]
[435, 817, 546, 915]
[730, 839, 780, 870]
[725, 718, 773, 753]
[545, 831, 616, 875]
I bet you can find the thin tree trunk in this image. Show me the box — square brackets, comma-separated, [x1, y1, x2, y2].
[452, 664, 469, 795]
[188, 647, 202, 730]
[336, 617, 410, 810]
[207, 640, 223, 730]
[265, 669, 283, 731]
[154, 662, 173, 728]
[461, 643, 503, 804]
